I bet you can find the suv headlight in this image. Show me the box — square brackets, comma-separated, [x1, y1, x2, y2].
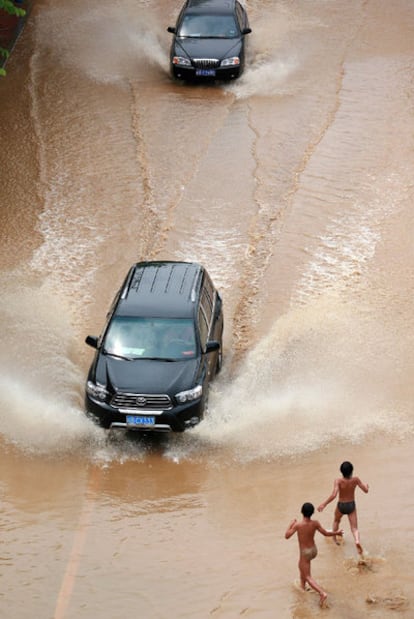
[221, 57, 240, 67]
[176, 384, 202, 403]
[86, 381, 109, 401]
[172, 56, 192, 66]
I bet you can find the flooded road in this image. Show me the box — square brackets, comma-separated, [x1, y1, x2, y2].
[1, 0, 414, 617]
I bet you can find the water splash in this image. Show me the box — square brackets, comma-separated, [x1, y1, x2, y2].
[0, 372, 102, 455]
[35, 3, 169, 84]
[227, 55, 299, 100]
[185, 294, 413, 463]
[0, 272, 104, 455]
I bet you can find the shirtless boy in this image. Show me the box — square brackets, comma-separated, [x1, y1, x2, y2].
[317, 461, 369, 554]
[285, 502, 343, 607]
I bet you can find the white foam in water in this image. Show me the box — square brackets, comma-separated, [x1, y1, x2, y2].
[28, 171, 105, 314]
[293, 175, 402, 304]
[176, 212, 245, 293]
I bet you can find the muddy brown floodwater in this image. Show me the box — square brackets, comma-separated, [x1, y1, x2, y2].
[1, 0, 414, 617]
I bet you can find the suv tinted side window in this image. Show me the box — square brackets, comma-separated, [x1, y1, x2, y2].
[198, 306, 209, 350]
[98, 286, 123, 347]
[200, 274, 214, 325]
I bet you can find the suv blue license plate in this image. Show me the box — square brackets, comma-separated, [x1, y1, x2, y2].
[196, 69, 216, 77]
[126, 415, 155, 427]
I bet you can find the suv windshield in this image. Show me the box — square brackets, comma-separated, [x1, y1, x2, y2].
[103, 316, 197, 360]
[178, 14, 238, 38]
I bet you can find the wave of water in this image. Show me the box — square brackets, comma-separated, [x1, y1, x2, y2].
[190, 299, 412, 464]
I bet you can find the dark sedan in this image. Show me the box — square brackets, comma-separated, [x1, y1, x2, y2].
[167, 0, 252, 81]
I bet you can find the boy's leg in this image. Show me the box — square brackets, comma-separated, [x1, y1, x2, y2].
[300, 557, 327, 607]
[306, 575, 328, 607]
[332, 506, 343, 544]
[298, 557, 308, 590]
[348, 510, 363, 554]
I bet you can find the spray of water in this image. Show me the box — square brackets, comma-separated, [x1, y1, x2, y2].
[226, 0, 321, 99]
[1, 269, 410, 461]
[182, 292, 412, 463]
[227, 55, 299, 100]
[35, 3, 169, 84]
[0, 272, 104, 455]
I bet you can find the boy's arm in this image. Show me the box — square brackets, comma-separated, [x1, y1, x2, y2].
[285, 519, 298, 539]
[316, 521, 343, 538]
[356, 477, 369, 493]
[317, 479, 339, 512]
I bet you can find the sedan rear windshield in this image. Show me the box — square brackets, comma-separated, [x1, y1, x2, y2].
[178, 14, 238, 38]
[104, 316, 197, 360]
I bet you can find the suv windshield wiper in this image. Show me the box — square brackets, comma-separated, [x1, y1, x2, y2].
[103, 350, 179, 362]
[102, 349, 133, 361]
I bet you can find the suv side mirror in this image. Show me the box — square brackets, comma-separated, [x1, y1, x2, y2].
[85, 335, 99, 349]
[242, 27, 252, 35]
[167, 26, 176, 34]
[205, 340, 220, 353]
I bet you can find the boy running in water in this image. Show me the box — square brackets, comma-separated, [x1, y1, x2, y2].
[317, 461, 369, 554]
[285, 502, 343, 607]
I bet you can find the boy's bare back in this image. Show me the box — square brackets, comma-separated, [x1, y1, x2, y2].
[336, 476, 364, 502]
[286, 516, 341, 552]
[296, 519, 320, 550]
[336, 477, 361, 502]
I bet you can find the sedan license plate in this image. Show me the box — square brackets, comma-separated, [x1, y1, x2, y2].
[196, 69, 216, 77]
[126, 415, 155, 427]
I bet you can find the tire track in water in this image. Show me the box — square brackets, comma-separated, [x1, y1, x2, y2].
[129, 80, 164, 260]
[230, 4, 368, 365]
[128, 82, 236, 259]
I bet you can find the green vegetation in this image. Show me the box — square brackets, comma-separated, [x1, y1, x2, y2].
[0, 47, 9, 76]
[0, 0, 25, 17]
[0, 0, 26, 76]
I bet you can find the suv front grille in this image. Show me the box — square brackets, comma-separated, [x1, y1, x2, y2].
[193, 58, 220, 69]
[111, 393, 172, 411]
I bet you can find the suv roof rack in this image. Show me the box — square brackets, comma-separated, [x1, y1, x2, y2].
[118, 261, 203, 318]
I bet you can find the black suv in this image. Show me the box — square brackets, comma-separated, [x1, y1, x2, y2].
[85, 261, 223, 432]
[167, 0, 251, 81]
